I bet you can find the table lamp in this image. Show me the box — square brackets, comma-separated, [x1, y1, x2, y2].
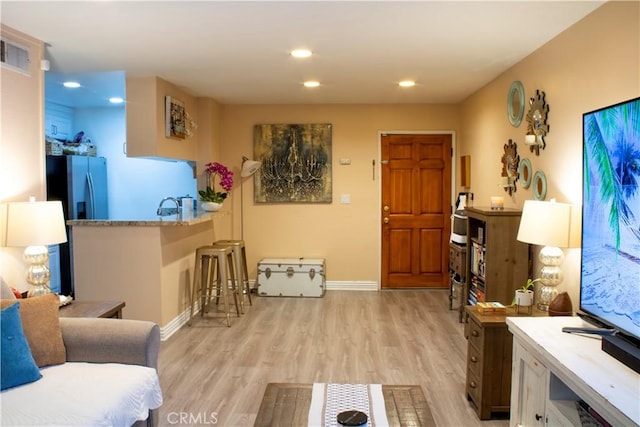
[516, 199, 581, 310]
[4, 199, 67, 297]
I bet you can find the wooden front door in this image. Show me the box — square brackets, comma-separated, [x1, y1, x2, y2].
[381, 133, 452, 288]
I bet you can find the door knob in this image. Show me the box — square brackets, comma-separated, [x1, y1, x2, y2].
[383, 217, 389, 224]
[383, 205, 390, 212]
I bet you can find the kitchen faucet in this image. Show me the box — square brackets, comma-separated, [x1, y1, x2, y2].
[156, 197, 180, 216]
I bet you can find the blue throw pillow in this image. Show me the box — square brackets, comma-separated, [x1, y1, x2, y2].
[1, 302, 42, 390]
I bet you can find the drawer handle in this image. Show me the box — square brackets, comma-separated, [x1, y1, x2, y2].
[470, 356, 478, 363]
[469, 381, 477, 389]
[471, 330, 479, 337]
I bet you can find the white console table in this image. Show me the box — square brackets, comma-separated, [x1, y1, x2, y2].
[507, 316, 639, 427]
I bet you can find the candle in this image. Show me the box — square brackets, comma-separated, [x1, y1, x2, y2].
[490, 196, 504, 210]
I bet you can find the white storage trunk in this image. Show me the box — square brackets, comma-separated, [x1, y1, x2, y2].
[257, 258, 326, 297]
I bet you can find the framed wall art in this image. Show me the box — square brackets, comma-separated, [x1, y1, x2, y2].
[253, 123, 332, 203]
[165, 96, 186, 139]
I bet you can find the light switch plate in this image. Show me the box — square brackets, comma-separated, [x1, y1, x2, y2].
[340, 194, 351, 204]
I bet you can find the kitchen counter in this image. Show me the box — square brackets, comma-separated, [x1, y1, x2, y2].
[67, 210, 223, 227]
[69, 208, 232, 338]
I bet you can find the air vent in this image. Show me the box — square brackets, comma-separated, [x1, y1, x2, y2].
[0, 38, 31, 75]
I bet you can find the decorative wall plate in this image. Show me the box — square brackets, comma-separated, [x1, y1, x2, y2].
[532, 170, 547, 200]
[526, 89, 550, 156]
[518, 158, 532, 189]
[507, 81, 525, 127]
[501, 139, 519, 195]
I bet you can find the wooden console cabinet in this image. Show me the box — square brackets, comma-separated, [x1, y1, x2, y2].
[507, 316, 639, 427]
[465, 306, 513, 420]
[449, 242, 466, 322]
[465, 305, 546, 420]
[465, 207, 528, 306]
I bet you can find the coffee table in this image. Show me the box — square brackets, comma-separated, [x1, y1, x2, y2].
[254, 383, 436, 426]
[58, 300, 125, 318]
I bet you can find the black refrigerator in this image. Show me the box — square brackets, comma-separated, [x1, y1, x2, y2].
[46, 155, 109, 296]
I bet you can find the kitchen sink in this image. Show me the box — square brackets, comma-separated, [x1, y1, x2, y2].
[157, 207, 179, 216]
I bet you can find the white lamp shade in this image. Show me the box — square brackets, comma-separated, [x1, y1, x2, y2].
[517, 200, 581, 248]
[241, 158, 261, 177]
[5, 201, 67, 247]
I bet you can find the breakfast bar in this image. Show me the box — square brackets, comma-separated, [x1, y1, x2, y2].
[68, 211, 229, 338]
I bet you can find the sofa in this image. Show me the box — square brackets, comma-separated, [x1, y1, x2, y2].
[0, 293, 163, 426]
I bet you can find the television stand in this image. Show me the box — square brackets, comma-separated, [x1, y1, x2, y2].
[507, 316, 639, 426]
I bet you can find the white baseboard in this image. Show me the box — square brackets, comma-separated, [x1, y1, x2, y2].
[160, 303, 199, 341]
[159, 311, 188, 341]
[326, 281, 379, 291]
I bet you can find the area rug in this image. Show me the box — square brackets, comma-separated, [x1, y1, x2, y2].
[254, 383, 436, 427]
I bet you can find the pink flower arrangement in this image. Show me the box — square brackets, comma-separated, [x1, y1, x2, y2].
[199, 162, 234, 203]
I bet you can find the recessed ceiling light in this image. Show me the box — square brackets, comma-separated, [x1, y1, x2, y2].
[63, 81, 81, 88]
[399, 80, 416, 88]
[109, 97, 124, 104]
[304, 81, 320, 88]
[291, 49, 312, 58]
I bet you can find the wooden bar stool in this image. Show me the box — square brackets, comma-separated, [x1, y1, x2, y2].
[214, 239, 252, 311]
[188, 245, 240, 327]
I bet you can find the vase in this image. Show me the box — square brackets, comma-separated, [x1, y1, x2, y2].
[515, 289, 534, 314]
[201, 201, 222, 212]
[548, 291, 573, 316]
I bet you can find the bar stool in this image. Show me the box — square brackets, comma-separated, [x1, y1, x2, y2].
[214, 239, 252, 311]
[188, 245, 240, 327]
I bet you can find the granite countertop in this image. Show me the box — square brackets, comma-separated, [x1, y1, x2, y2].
[67, 210, 224, 227]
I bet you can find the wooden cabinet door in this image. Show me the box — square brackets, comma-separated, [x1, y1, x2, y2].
[511, 342, 548, 427]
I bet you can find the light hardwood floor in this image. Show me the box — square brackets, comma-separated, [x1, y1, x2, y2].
[157, 290, 510, 427]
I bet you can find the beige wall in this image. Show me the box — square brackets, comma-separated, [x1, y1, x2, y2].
[0, 25, 45, 291]
[126, 76, 199, 161]
[218, 1, 639, 301]
[196, 97, 233, 237]
[219, 105, 459, 284]
[1, 1, 638, 307]
[459, 1, 640, 306]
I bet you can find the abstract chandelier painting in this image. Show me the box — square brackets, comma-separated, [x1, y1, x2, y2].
[253, 123, 332, 203]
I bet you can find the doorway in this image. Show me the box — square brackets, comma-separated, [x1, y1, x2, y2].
[380, 133, 452, 288]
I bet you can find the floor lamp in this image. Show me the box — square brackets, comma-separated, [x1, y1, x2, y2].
[240, 156, 261, 240]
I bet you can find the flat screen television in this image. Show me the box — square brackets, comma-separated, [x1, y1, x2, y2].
[581, 96, 640, 373]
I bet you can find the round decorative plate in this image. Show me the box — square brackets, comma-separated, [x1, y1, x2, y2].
[532, 170, 547, 200]
[518, 158, 532, 189]
[507, 80, 525, 127]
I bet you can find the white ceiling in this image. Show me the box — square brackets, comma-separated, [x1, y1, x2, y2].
[1, 1, 604, 107]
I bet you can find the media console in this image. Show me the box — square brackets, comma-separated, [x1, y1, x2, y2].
[507, 316, 639, 427]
